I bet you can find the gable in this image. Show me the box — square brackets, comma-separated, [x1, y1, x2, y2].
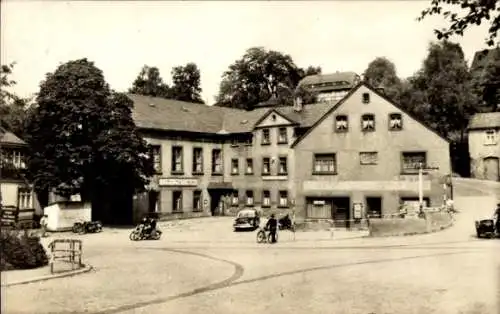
[254, 109, 296, 129]
[292, 83, 450, 148]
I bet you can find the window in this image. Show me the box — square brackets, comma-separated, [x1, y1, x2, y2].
[246, 191, 254, 206]
[313, 154, 336, 174]
[485, 130, 497, 145]
[402, 152, 426, 172]
[279, 191, 288, 207]
[173, 191, 183, 212]
[278, 157, 288, 175]
[12, 151, 25, 169]
[231, 158, 239, 175]
[389, 113, 402, 131]
[192, 148, 203, 174]
[360, 152, 378, 165]
[18, 189, 32, 209]
[262, 190, 271, 207]
[193, 191, 202, 212]
[246, 158, 254, 174]
[150, 145, 161, 173]
[171, 146, 183, 173]
[261, 129, 270, 145]
[361, 114, 375, 131]
[212, 149, 222, 174]
[278, 127, 288, 144]
[243, 136, 253, 146]
[335, 115, 348, 132]
[262, 157, 271, 175]
[230, 138, 239, 147]
[231, 190, 239, 206]
[362, 92, 370, 104]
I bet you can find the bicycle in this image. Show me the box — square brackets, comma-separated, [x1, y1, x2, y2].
[256, 227, 278, 243]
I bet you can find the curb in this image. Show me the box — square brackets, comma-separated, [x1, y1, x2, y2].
[1, 264, 94, 287]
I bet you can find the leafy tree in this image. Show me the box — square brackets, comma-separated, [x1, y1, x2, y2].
[26, 58, 154, 224]
[363, 57, 403, 102]
[300, 66, 322, 77]
[418, 0, 500, 47]
[408, 41, 478, 141]
[129, 65, 171, 99]
[170, 63, 204, 104]
[215, 47, 304, 110]
[471, 48, 500, 112]
[0, 63, 31, 138]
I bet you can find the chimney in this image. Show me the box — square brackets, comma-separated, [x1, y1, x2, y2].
[294, 96, 303, 112]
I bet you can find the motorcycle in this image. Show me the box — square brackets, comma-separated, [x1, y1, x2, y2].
[129, 223, 162, 241]
[72, 220, 103, 234]
[278, 214, 294, 231]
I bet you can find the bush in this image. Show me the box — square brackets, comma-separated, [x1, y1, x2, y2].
[0, 229, 49, 271]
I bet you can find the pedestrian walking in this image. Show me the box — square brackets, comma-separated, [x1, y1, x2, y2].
[266, 214, 278, 244]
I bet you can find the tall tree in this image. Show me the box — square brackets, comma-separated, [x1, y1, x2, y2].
[363, 57, 403, 102]
[301, 65, 322, 77]
[215, 47, 303, 110]
[471, 48, 500, 112]
[418, 0, 500, 47]
[129, 65, 171, 99]
[408, 41, 477, 141]
[170, 63, 204, 104]
[0, 62, 30, 137]
[26, 58, 154, 224]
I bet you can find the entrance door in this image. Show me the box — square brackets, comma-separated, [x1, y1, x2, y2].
[366, 197, 382, 218]
[484, 157, 499, 181]
[148, 191, 159, 213]
[332, 197, 350, 228]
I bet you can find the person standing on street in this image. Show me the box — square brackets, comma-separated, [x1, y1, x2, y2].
[266, 214, 278, 243]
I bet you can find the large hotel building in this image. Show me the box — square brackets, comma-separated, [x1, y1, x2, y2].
[131, 72, 452, 225]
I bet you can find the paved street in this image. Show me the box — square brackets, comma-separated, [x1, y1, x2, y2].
[2, 179, 500, 314]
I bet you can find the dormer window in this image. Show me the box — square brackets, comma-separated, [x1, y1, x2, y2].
[361, 114, 375, 132]
[389, 113, 402, 131]
[261, 129, 270, 145]
[362, 93, 370, 104]
[335, 115, 348, 132]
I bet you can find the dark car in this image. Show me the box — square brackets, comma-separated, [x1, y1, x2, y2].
[233, 209, 260, 231]
[475, 219, 497, 238]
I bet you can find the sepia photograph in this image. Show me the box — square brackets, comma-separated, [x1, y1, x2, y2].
[1, 1, 499, 313]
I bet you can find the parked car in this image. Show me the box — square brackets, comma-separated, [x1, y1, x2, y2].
[475, 218, 497, 239]
[233, 208, 260, 231]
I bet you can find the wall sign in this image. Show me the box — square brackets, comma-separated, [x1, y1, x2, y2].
[159, 178, 198, 187]
[353, 203, 363, 219]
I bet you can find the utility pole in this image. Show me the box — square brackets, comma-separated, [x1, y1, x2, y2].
[418, 162, 439, 216]
[0, 127, 4, 208]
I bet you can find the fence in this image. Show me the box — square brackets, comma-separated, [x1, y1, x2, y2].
[48, 239, 83, 274]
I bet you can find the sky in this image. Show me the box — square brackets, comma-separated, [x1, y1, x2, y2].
[1, 1, 491, 105]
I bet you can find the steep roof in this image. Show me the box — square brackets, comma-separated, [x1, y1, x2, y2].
[291, 82, 451, 148]
[467, 112, 500, 130]
[130, 93, 337, 134]
[0, 127, 26, 145]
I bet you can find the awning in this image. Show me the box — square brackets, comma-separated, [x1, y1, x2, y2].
[207, 182, 234, 190]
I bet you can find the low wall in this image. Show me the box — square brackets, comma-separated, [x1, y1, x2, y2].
[368, 211, 454, 237]
[157, 211, 211, 221]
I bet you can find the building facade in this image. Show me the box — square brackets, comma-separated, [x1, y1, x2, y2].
[0, 127, 39, 214]
[131, 80, 452, 224]
[468, 112, 500, 182]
